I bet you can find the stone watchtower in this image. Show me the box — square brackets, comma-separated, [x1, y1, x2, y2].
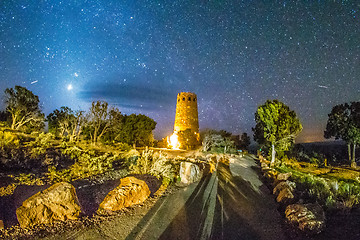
[174, 92, 199, 134]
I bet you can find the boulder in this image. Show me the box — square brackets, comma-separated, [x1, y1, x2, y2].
[277, 172, 292, 181]
[276, 187, 294, 205]
[0, 219, 3, 230]
[285, 203, 325, 234]
[16, 182, 81, 228]
[273, 181, 296, 196]
[179, 162, 203, 184]
[98, 177, 150, 213]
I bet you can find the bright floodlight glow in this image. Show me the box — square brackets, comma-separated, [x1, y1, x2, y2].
[67, 84, 73, 91]
[169, 132, 180, 149]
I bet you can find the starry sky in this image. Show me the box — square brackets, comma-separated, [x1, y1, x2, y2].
[1, 1, 360, 142]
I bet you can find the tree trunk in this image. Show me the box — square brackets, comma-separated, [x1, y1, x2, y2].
[348, 144, 352, 163]
[351, 144, 357, 168]
[271, 144, 276, 166]
[11, 114, 17, 130]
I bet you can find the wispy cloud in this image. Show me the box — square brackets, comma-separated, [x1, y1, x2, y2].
[78, 82, 176, 111]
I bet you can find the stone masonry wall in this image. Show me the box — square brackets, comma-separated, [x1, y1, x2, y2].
[174, 92, 199, 133]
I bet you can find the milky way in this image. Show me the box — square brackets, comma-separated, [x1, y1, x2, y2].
[1, 1, 360, 142]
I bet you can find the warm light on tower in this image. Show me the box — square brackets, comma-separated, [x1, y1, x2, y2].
[169, 132, 180, 149]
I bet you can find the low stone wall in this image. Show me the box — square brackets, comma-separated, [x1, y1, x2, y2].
[258, 156, 326, 235]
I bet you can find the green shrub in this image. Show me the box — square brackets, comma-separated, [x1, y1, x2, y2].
[117, 142, 131, 151]
[129, 148, 176, 181]
[47, 146, 120, 183]
[337, 181, 360, 209]
[0, 130, 20, 148]
[29, 132, 55, 148]
[14, 173, 44, 185]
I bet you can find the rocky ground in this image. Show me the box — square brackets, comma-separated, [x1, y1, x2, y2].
[0, 177, 171, 240]
[2, 153, 360, 240]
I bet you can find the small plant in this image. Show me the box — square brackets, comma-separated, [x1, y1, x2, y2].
[14, 173, 44, 185]
[0, 183, 17, 196]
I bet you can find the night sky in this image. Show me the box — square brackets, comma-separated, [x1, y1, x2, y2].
[1, 1, 360, 142]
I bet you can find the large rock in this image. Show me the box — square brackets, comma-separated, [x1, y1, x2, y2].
[179, 162, 203, 184]
[0, 219, 3, 230]
[277, 172, 292, 181]
[276, 187, 294, 205]
[16, 182, 81, 228]
[285, 203, 325, 234]
[273, 181, 296, 196]
[98, 177, 150, 213]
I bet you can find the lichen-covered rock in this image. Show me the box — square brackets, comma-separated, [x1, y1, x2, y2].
[276, 187, 294, 205]
[16, 182, 81, 228]
[277, 172, 292, 181]
[98, 177, 150, 213]
[285, 203, 325, 234]
[273, 181, 296, 196]
[179, 162, 202, 184]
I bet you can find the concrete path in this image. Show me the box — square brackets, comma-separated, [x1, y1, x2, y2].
[128, 154, 287, 240]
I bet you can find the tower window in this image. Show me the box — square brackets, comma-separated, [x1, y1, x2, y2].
[178, 98, 180, 102]
[193, 98, 196, 101]
[188, 97, 191, 101]
[182, 97, 185, 101]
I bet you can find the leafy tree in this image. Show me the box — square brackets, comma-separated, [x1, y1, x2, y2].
[201, 129, 236, 153]
[86, 101, 111, 144]
[47, 106, 74, 138]
[239, 132, 251, 150]
[253, 100, 302, 166]
[47, 107, 85, 142]
[102, 108, 124, 143]
[177, 128, 200, 150]
[118, 114, 157, 148]
[4, 86, 44, 131]
[325, 102, 360, 168]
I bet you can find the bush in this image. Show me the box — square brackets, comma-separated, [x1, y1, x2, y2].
[47, 146, 121, 183]
[14, 173, 44, 185]
[278, 165, 360, 210]
[0, 130, 20, 149]
[129, 148, 176, 180]
[27, 132, 55, 157]
[117, 142, 131, 151]
[28, 132, 55, 148]
[337, 181, 360, 209]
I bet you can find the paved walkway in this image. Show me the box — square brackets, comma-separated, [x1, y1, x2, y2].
[127, 154, 287, 240]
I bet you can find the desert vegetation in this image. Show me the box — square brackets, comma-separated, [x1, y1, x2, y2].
[253, 99, 360, 237]
[0, 86, 171, 197]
